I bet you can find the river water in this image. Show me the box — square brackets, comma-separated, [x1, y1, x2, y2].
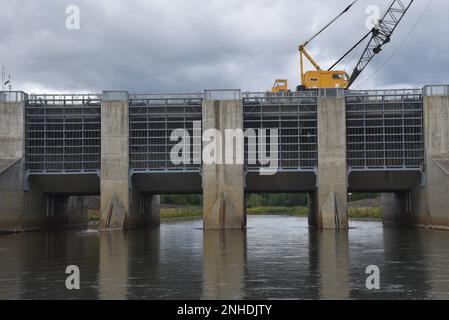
[0, 216, 448, 300]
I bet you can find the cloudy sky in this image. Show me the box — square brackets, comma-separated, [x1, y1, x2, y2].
[0, 0, 447, 93]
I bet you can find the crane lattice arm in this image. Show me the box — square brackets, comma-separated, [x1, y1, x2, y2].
[347, 0, 414, 88]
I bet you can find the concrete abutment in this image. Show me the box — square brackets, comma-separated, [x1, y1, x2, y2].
[416, 94, 449, 229]
[0, 99, 88, 232]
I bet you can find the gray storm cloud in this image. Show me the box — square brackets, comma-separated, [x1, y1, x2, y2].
[0, 0, 447, 93]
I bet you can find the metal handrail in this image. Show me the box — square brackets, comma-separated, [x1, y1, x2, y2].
[0, 91, 28, 102]
[423, 85, 449, 97]
[346, 88, 422, 96]
[130, 92, 203, 100]
[204, 89, 241, 100]
[28, 93, 101, 101]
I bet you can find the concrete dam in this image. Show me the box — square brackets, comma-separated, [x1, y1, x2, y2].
[0, 85, 448, 233]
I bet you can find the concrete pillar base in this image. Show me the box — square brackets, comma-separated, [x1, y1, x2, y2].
[99, 187, 129, 231]
[100, 189, 160, 231]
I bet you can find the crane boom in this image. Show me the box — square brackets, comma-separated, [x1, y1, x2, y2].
[301, 0, 358, 47]
[347, 0, 414, 88]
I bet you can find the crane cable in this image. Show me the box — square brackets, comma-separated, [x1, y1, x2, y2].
[303, 0, 359, 47]
[354, 0, 433, 89]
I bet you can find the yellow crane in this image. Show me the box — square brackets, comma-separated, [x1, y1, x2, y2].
[272, 0, 415, 92]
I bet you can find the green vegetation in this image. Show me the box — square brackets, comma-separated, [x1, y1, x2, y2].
[161, 207, 202, 219]
[159, 206, 309, 219]
[348, 207, 383, 220]
[88, 209, 100, 222]
[246, 193, 308, 207]
[88, 193, 383, 222]
[348, 192, 380, 202]
[161, 195, 202, 206]
[247, 206, 308, 216]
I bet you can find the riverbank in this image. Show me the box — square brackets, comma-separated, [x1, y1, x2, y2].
[88, 204, 383, 224]
[157, 206, 382, 220]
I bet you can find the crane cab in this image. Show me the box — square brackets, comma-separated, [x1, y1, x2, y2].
[302, 70, 349, 89]
[272, 79, 289, 93]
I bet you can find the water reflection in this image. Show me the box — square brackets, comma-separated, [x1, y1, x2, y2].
[126, 229, 160, 299]
[98, 232, 128, 299]
[202, 230, 246, 300]
[0, 216, 448, 299]
[309, 230, 350, 299]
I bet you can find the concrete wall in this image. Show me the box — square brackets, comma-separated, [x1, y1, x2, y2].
[0, 160, 26, 232]
[0, 102, 87, 233]
[416, 95, 449, 229]
[202, 99, 246, 230]
[0, 101, 26, 232]
[313, 96, 348, 229]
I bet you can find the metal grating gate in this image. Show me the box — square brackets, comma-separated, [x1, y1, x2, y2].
[25, 94, 101, 174]
[129, 94, 203, 173]
[346, 90, 424, 170]
[243, 92, 318, 172]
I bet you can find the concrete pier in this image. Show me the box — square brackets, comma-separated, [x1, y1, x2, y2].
[313, 92, 348, 229]
[99, 92, 132, 230]
[99, 92, 160, 231]
[202, 95, 246, 230]
[418, 93, 449, 229]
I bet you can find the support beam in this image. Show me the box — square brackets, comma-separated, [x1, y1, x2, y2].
[202, 94, 246, 230]
[315, 91, 348, 229]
